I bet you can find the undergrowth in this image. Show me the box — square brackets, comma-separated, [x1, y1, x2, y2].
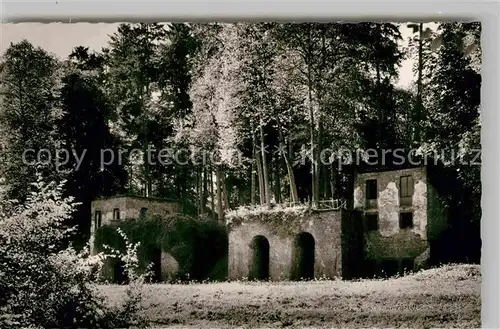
[94, 214, 228, 282]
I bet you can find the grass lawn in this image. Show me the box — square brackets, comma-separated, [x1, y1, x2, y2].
[100, 264, 481, 328]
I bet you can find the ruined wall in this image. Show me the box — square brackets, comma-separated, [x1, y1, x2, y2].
[353, 167, 430, 261]
[99, 251, 179, 283]
[91, 196, 179, 228]
[160, 251, 179, 281]
[91, 197, 128, 229]
[90, 196, 180, 255]
[125, 197, 180, 218]
[227, 209, 344, 281]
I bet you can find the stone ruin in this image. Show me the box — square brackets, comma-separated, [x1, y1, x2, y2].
[227, 166, 448, 280]
[90, 166, 448, 282]
[90, 195, 181, 282]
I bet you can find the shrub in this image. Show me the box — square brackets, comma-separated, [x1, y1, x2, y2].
[93, 214, 228, 282]
[225, 204, 310, 238]
[0, 176, 150, 328]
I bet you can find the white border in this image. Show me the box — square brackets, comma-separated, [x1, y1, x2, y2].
[1, 1, 499, 328]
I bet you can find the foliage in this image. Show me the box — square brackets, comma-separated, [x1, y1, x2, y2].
[419, 22, 482, 263]
[226, 204, 311, 237]
[56, 60, 128, 248]
[0, 41, 64, 202]
[0, 22, 482, 268]
[0, 176, 151, 328]
[100, 227, 151, 328]
[94, 214, 228, 281]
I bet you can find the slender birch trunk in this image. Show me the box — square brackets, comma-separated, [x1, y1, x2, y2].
[259, 116, 271, 204]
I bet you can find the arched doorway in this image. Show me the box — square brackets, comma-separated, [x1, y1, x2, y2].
[249, 235, 270, 281]
[291, 232, 315, 280]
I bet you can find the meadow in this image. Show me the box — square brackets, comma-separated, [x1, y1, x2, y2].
[101, 264, 481, 329]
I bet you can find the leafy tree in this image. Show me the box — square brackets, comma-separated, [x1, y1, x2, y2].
[423, 22, 481, 263]
[156, 23, 201, 214]
[103, 23, 167, 197]
[56, 50, 128, 247]
[0, 41, 63, 202]
[0, 176, 150, 328]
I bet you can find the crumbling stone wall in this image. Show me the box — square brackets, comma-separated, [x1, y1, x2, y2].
[99, 251, 179, 283]
[353, 166, 446, 274]
[91, 196, 179, 228]
[160, 251, 180, 281]
[227, 209, 346, 281]
[126, 196, 180, 218]
[91, 197, 128, 229]
[90, 196, 180, 255]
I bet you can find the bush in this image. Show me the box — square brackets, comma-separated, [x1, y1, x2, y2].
[94, 214, 228, 282]
[0, 176, 150, 328]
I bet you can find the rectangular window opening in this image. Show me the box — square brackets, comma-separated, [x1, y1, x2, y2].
[94, 211, 102, 229]
[399, 212, 413, 229]
[113, 208, 120, 221]
[365, 213, 379, 231]
[366, 179, 378, 200]
[400, 175, 414, 206]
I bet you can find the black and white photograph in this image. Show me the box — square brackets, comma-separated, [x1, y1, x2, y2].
[0, 19, 482, 328]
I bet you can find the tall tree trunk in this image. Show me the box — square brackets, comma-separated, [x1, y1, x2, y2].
[196, 168, 200, 215]
[330, 163, 337, 199]
[202, 165, 208, 213]
[181, 171, 186, 215]
[252, 122, 265, 205]
[323, 164, 328, 199]
[255, 145, 265, 205]
[307, 66, 317, 207]
[142, 117, 150, 197]
[315, 97, 324, 204]
[374, 23, 383, 148]
[250, 123, 257, 205]
[141, 38, 152, 198]
[216, 166, 223, 221]
[305, 26, 318, 207]
[274, 155, 281, 203]
[250, 151, 256, 205]
[259, 117, 271, 204]
[415, 22, 424, 145]
[277, 123, 299, 203]
[222, 171, 230, 211]
[315, 26, 328, 204]
[210, 166, 215, 220]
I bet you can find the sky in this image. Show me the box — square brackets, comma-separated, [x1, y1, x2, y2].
[0, 22, 427, 88]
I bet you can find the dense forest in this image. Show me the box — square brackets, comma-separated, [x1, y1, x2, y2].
[0, 22, 481, 262]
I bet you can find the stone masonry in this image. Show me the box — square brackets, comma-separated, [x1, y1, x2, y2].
[227, 165, 447, 281]
[353, 166, 447, 276]
[91, 195, 179, 230]
[90, 195, 181, 282]
[93, 166, 447, 282]
[227, 209, 349, 281]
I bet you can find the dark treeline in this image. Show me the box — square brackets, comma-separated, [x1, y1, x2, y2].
[0, 22, 481, 261]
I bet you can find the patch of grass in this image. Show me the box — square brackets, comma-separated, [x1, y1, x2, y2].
[100, 264, 481, 328]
